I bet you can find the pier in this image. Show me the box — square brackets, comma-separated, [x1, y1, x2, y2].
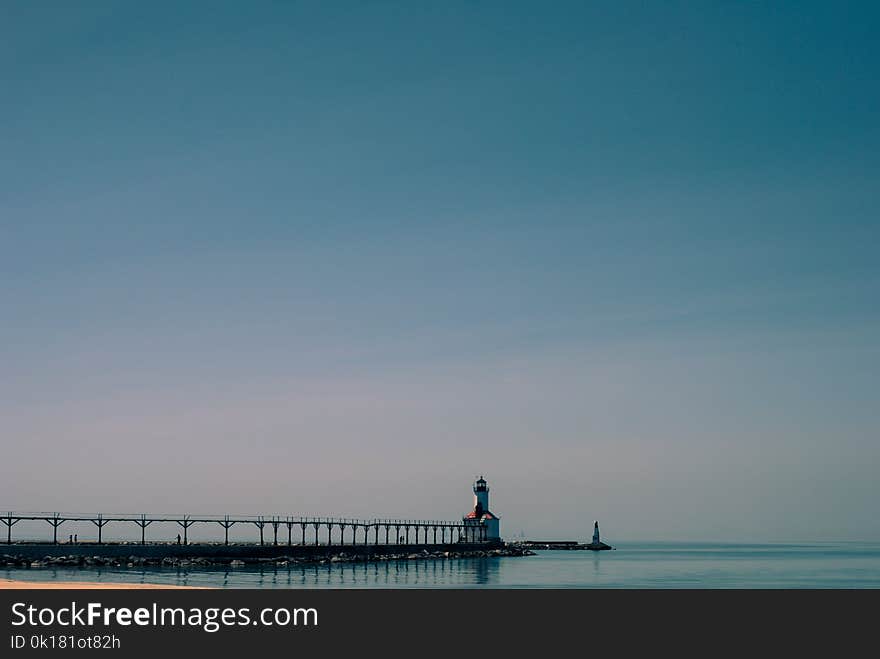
[1, 511, 489, 547]
[515, 521, 614, 551]
[515, 541, 612, 551]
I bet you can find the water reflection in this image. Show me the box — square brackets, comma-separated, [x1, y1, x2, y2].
[0, 557, 502, 588]
[9, 543, 879, 588]
[2, 558, 501, 589]
[203, 557, 502, 588]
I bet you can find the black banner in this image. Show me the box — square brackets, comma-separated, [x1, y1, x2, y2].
[1, 589, 875, 656]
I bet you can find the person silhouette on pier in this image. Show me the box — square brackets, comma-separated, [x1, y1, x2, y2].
[177, 534, 181, 545]
[74, 534, 77, 543]
[68, 534, 73, 544]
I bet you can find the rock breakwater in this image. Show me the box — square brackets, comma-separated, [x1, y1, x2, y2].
[0, 545, 534, 569]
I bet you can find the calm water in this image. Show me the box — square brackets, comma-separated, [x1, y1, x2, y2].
[4, 542, 879, 588]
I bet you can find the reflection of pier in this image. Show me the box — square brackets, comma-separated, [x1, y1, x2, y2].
[1, 511, 490, 546]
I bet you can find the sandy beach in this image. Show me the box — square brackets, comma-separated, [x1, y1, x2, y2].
[0, 578, 203, 590]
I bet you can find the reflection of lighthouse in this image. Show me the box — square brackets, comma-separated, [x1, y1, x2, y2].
[462, 476, 501, 543]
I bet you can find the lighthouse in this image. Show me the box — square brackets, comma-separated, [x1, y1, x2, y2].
[462, 476, 501, 543]
[586, 520, 612, 550]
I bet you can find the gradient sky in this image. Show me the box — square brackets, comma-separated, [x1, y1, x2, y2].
[2, 1, 878, 542]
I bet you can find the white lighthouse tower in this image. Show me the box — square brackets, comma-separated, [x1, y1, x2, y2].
[462, 476, 501, 543]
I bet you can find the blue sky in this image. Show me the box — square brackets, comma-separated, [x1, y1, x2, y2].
[1, 1, 878, 541]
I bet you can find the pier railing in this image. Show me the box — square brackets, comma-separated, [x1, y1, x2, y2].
[0, 511, 490, 546]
